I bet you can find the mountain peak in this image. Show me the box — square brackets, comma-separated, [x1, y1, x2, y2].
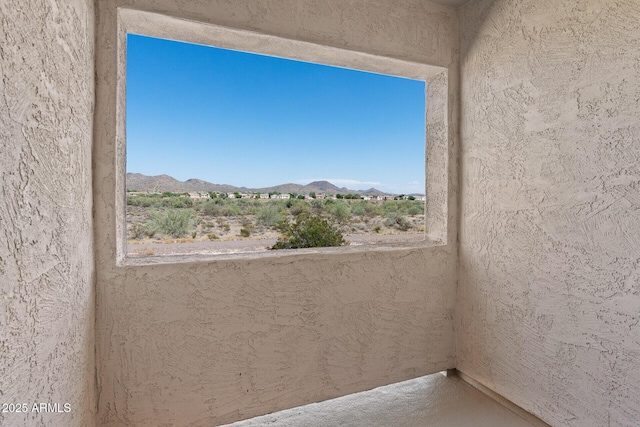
[306, 180, 340, 191]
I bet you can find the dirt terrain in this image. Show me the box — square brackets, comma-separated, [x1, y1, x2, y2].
[128, 233, 426, 257]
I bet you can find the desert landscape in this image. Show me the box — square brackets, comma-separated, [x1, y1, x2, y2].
[126, 174, 426, 257]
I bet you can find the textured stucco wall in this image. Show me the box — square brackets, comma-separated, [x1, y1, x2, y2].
[457, 1, 640, 426]
[94, 1, 459, 426]
[0, 1, 95, 427]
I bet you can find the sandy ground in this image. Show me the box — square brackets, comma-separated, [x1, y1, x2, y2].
[128, 233, 426, 257]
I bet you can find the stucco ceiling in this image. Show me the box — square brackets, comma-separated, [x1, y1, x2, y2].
[427, 0, 473, 7]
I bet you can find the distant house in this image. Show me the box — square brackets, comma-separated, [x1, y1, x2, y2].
[227, 192, 237, 198]
[414, 196, 426, 201]
[259, 193, 269, 199]
[315, 193, 325, 200]
[280, 194, 290, 199]
[188, 192, 209, 200]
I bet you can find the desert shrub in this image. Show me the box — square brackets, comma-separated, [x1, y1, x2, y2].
[407, 205, 422, 216]
[329, 202, 351, 224]
[128, 223, 146, 239]
[374, 226, 381, 233]
[221, 204, 241, 217]
[385, 212, 411, 231]
[216, 218, 231, 232]
[207, 233, 218, 240]
[169, 197, 193, 209]
[127, 195, 159, 208]
[139, 196, 190, 209]
[161, 192, 182, 198]
[256, 205, 282, 227]
[310, 199, 323, 210]
[381, 201, 400, 214]
[201, 201, 223, 216]
[234, 198, 252, 213]
[244, 200, 262, 215]
[365, 203, 382, 216]
[272, 214, 346, 249]
[145, 209, 194, 238]
[290, 200, 311, 217]
[394, 200, 423, 215]
[350, 202, 367, 216]
[239, 228, 250, 237]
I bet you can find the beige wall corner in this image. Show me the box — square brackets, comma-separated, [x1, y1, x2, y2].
[457, 0, 640, 425]
[0, 0, 96, 426]
[94, 0, 459, 425]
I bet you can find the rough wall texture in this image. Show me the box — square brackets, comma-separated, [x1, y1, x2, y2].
[94, 1, 459, 426]
[98, 250, 455, 426]
[457, 1, 640, 426]
[0, 1, 95, 426]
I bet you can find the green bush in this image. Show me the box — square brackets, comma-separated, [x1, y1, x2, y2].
[385, 212, 411, 231]
[272, 214, 346, 250]
[127, 195, 158, 208]
[365, 203, 382, 216]
[350, 202, 367, 216]
[239, 228, 250, 237]
[381, 201, 400, 214]
[168, 197, 192, 209]
[330, 202, 351, 224]
[310, 199, 323, 210]
[290, 200, 311, 217]
[221, 204, 241, 217]
[407, 205, 422, 216]
[145, 209, 194, 238]
[256, 205, 282, 227]
[200, 200, 223, 216]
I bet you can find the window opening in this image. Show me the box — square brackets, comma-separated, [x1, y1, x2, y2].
[125, 34, 426, 258]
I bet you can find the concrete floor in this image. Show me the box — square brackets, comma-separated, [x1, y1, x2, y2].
[221, 373, 540, 427]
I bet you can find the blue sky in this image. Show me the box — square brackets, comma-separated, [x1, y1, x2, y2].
[126, 34, 426, 194]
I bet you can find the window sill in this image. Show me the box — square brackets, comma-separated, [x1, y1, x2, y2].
[120, 236, 445, 266]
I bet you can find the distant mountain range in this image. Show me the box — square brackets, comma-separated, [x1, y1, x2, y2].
[126, 173, 393, 196]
